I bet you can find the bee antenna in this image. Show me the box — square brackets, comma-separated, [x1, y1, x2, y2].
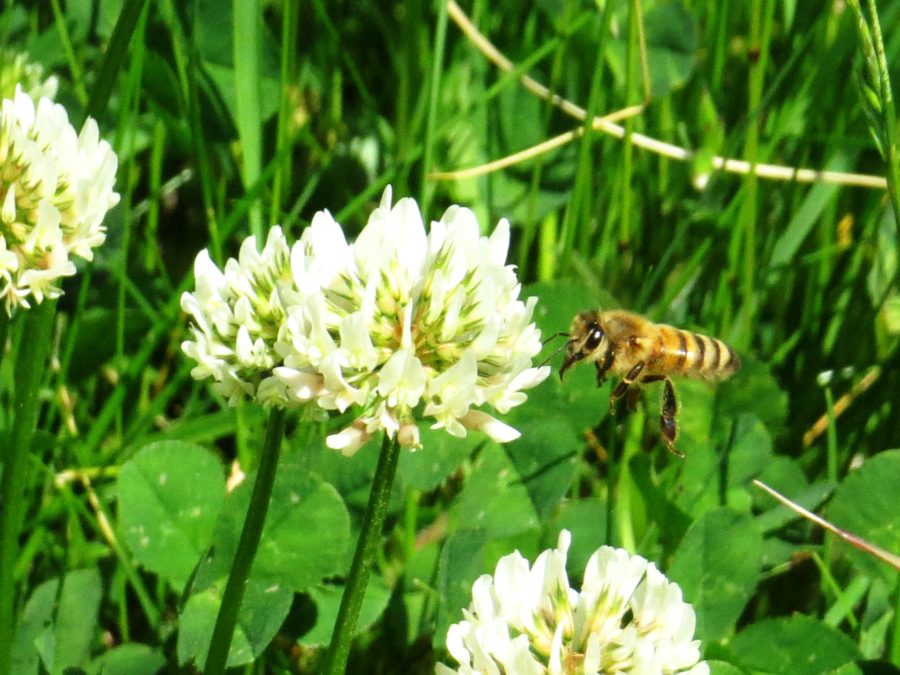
[541, 331, 570, 346]
[539, 335, 573, 368]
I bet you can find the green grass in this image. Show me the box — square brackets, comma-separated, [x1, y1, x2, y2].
[1, 1, 900, 673]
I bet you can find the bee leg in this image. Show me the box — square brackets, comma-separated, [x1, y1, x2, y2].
[625, 386, 642, 412]
[659, 376, 683, 457]
[594, 349, 615, 387]
[608, 362, 644, 415]
[641, 375, 683, 457]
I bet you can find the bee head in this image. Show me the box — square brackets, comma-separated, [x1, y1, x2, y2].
[559, 311, 606, 380]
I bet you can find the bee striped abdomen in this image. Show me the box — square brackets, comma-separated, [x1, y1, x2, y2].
[655, 326, 739, 378]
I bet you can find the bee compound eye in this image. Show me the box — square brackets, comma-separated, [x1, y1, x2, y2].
[585, 326, 604, 350]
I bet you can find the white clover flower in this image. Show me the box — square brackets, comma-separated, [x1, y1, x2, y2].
[437, 530, 709, 675]
[181, 226, 313, 407]
[0, 51, 58, 101]
[274, 187, 550, 454]
[182, 188, 548, 448]
[0, 87, 118, 314]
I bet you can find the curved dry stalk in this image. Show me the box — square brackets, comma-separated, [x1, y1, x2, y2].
[443, 0, 887, 190]
[802, 365, 882, 447]
[429, 105, 643, 180]
[753, 479, 900, 570]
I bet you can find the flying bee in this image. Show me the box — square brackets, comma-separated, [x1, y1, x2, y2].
[558, 310, 740, 456]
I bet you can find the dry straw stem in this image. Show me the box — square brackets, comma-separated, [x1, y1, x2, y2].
[438, 0, 887, 190]
[54, 466, 119, 488]
[802, 365, 882, 447]
[80, 474, 122, 557]
[429, 105, 644, 180]
[753, 479, 900, 571]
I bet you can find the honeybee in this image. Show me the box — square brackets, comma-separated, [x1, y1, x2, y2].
[559, 310, 740, 456]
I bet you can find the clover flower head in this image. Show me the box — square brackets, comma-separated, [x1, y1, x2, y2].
[182, 188, 548, 450]
[0, 50, 58, 101]
[0, 86, 119, 314]
[437, 530, 709, 675]
[181, 226, 313, 407]
[274, 187, 550, 454]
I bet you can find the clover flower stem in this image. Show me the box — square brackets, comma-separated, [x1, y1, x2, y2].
[0, 300, 57, 675]
[616, 417, 641, 553]
[203, 406, 287, 675]
[891, 585, 900, 663]
[323, 433, 401, 675]
[0, 312, 8, 369]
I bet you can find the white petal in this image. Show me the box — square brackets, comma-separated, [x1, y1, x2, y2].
[377, 348, 426, 408]
[2, 184, 16, 224]
[583, 632, 602, 675]
[273, 366, 322, 402]
[460, 410, 520, 443]
[487, 218, 511, 266]
[378, 184, 393, 209]
[492, 551, 532, 625]
[548, 623, 565, 675]
[326, 423, 370, 456]
[338, 310, 378, 370]
[397, 421, 421, 449]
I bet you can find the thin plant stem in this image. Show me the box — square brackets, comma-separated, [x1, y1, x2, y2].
[420, 0, 448, 214]
[203, 406, 287, 675]
[85, 0, 150, 123]
[891, 581, 900, 664]
[753, 480, 900, 570]
[233, 0, 263, 240]
[619, 0, 638, 249]
[736, 0, 775, 341]
[863, 0, 900, 233]
[427, 107, 642, 181]
[48, 0, 88, 105]
[159, 0, 220, 262]
[323, 433, 401, 675]
[270, 0, 299, 230]
[0, 311, 8, 371]
[616, 413, 641, 553]
[0, 300, 57, 675]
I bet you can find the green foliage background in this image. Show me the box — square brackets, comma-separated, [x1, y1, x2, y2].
[1, 0, 899, 673]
